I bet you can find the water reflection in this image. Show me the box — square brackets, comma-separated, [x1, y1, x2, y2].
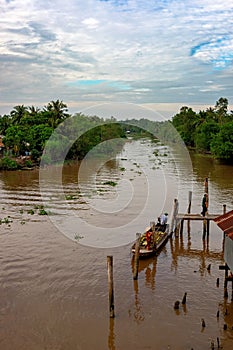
[131, 255, 157, 291]
[108, 318, 116, 350]
[132, 280, 145, 324]
[170, 234, 224, 275]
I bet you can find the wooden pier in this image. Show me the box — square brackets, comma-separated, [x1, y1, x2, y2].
[176, 213, 219, 221]
[170, 178, 225, 239]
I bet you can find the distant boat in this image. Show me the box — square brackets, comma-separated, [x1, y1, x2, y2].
[131, 222, 170, 258]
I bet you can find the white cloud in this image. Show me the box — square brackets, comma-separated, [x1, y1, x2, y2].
[0, 0, 233, 114]
[82, 17, 99, 29]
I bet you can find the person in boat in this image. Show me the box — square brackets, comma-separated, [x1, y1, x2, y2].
[201, 193, 208, 216]
[146, 228, 153, 250]
[160, 212, 168, 231]
[156, 216, 161, 227]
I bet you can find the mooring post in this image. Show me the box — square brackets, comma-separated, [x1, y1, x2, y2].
[203, 178, 209, 235]
[224, 263, 229, 299]
[204, 177, 208, 194]
[133, 233, 141, 280]
[107, 255, 115, 318]
[223, 204, 226, 215]
[187, 191, 192, 234]
[170, 198, 179, 238]
[188, 191, 192, 213]
[202, 219, 207, 240]
[175, 220, 180, 238]
[179, 219, 184, 235]
[207, 219, 210, 237]
[231, 279, 233, 302]
[170, 199, 178, 235]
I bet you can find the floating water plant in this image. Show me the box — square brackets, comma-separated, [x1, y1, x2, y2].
[65, 195, 77, 200]
[27, 209, 35, 215]
[38, 208, 48, 215]
[103, 181, 117, 187]
[74, 233, 84, 241]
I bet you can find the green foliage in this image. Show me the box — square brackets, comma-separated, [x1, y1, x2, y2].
[210, 122, 233, 160]
[172, 106, 198, 146]
[0, 157, 18, 170]
[171, 97, 233, 162]
[194, 121, 219, 152]
[24, 159, 33, 168]
[2, 97, 232, 167]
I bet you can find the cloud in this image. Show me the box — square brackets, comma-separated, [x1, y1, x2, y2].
[0, 0, 233, 115]
[191, 36, 233, 69]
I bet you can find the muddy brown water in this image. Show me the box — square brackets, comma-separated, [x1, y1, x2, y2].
[0, 139, 233, 350]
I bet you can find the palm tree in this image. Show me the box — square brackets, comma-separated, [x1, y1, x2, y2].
[28, 105, 40, 116]
[10, 105, 28, 125]
[44, 100, 69, 128]
[0, 114, 11, 134]
[214, 97, 228, 124]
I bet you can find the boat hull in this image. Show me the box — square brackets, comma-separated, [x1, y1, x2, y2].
[132, 224, 170, 258]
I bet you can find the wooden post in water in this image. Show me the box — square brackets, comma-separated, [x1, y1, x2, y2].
[204, 177, 208, 194]
[170, 199, 179, 237]
[223, 204, 226, 215]
[107, 256, 115, 318]
[187, 191, 192, 235]
[224, 263, 229, 299]
[203, 178, 209, 238]
[203, 219, 207, 240]
[231, 279, 233, 302]
[179, 219, 184, 235]
[133, 233, 141, 280]
[207, 219, 210, 237]
[187, 191, 192, 213]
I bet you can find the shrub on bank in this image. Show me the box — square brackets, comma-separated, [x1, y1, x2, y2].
[0, 157, 19, 170]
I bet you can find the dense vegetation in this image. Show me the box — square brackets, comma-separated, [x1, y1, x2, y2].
[0, 97, 233, 169]
[0, 100, 126, 169]
[171, 97, 233, 162]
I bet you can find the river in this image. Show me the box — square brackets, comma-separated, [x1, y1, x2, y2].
[0, 138, 233, 350]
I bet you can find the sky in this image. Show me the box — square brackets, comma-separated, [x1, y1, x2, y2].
[0, 0, 233, 119]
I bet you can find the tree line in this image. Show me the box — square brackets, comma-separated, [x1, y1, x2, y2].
[0, 100, 126, 169]
[171, 97, 233, 161]
[0, 97, 232, 170]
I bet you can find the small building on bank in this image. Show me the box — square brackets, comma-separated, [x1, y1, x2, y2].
[214, 210, 233, 272]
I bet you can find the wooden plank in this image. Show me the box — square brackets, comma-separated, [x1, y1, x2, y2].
[219, 265, 230, 270]
[176, 213, 220, 221]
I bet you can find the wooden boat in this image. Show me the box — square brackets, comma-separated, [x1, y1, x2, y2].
[132, 223, 170, 258]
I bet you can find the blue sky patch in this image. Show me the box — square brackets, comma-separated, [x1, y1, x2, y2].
[191, 36, 233, 70]
[68, 80, 132, 91]
[68, 80, 106, 87]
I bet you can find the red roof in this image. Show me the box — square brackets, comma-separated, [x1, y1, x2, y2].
[214, 210, 233, 240]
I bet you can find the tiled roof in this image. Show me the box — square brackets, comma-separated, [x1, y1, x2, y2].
[214, 210, 233, 240]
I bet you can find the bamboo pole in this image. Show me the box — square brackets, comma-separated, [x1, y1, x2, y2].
[170, 198, 179, 236]
[133, 233, 141, 280]
[107, 256, 115, 318]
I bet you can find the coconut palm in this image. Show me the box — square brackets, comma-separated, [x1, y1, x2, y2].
[44, 100, 69, 128]
[10, 105, 28, 125]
